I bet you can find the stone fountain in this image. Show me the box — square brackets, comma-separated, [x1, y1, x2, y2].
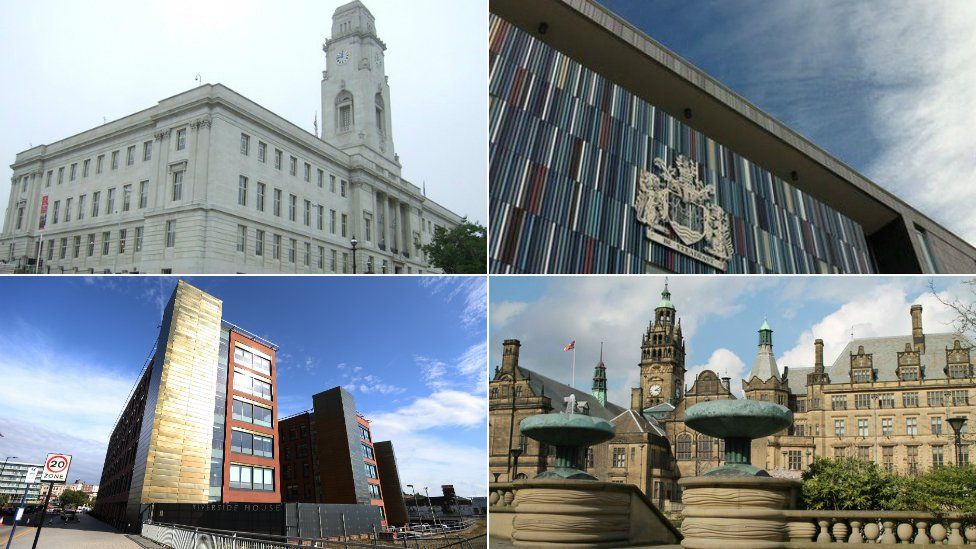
[679, 399, 801, 549]
[518, 393, 615, 480]
[492, 394, 681, 547]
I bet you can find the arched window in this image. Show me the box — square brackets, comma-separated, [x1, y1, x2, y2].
[698, 436, 713, 460]
[676, 434, 692, 460]
[336, 91, 354, 132]
[375, 93, 385, 135]
[490, 387, 498, 399]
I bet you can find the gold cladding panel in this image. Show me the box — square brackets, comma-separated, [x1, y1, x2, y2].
[140, 281, 223, 504]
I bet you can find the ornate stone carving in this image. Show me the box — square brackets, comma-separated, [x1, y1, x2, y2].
[191, 115, 212, 131]
[153, 128, 171, 141]
[634, 155, 732, 270]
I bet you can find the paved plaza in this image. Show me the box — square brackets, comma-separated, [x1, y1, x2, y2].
[0, 512, 156, 548]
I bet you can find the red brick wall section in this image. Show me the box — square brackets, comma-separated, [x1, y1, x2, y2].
[358, 415, 387, 527]
[223, 330, 281, 503]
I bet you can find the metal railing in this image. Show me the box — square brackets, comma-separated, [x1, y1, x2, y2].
[141, 521, 484, 549]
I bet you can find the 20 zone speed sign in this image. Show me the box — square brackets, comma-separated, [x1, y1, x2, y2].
[41, 453, 72, 482]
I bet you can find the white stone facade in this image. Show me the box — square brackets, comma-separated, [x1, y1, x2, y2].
[0, 2, 461, 274]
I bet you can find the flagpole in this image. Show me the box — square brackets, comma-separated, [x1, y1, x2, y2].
[571, 343, 576, 389]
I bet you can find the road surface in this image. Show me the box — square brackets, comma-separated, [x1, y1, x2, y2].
[0, 511, 147, 548]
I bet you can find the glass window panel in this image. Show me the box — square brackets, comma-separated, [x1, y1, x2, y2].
[240, 466, 251, 489]
[254, 405, 272, 427]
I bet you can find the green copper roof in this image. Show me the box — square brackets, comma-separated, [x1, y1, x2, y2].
[657, 284, 674, 310]
[760, 318, 772, 331]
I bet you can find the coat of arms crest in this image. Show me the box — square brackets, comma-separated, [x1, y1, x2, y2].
[634, 155, 733, 263]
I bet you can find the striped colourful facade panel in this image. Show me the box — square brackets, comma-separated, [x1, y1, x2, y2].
[488, 15, 875, 274]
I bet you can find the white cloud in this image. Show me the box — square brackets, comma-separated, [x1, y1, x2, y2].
[419, 277, 487, 330]
[491, 301, 527, 327]
[0, 322, 140, 484]
[490, 276, 770, 407]
[779, 281, 961, 370]
[686, 348, 747, 397]
[368, 390, 486, 497]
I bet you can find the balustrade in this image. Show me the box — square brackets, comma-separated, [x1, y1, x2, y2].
[783, 511, 976, 545]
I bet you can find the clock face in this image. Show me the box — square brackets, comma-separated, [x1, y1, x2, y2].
[374, 52, 382, 67]
[649, 384, 662, 397]
[336, 50, 349, 64]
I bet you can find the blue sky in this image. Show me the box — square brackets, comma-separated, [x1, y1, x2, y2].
[0, 276, 487, 497]
[596, 0, 976, 243]
[491, 276, 974, 405]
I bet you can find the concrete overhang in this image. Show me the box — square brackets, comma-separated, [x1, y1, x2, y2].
[490, 0, 976, 260]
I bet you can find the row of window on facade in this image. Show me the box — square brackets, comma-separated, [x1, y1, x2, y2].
[828, 444, 971, 472]
[851, 364, 972, 383]
[18, 140, 158, 195]
[821, 390, 971, 411]
[826, 415, 970, 438]
[242, 132, 351, 192]
[228, 464, 275, 491]
[41, 225, 159, 261]
[16, 181, 152, 232]
[233, 224, 398, 273]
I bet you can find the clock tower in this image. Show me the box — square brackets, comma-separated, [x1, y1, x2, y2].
[321, 1, 396, 164]
[637, 282, 686, 409]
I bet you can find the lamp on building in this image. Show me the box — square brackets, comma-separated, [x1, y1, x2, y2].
[350, 236, 358, 274]
[492, 472, 501, 483]
[947, 416, 967, 466]
[509, 448, 523, 480]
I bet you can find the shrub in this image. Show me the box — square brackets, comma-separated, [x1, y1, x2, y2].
[800, 457, 899, 511]
[801, 458, 976, 515]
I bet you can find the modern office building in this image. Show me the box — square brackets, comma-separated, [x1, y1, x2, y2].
[0, 460, 43, 505]
[488, 0, 976, 274]
[93, 280, 281, 531]
[490, 284, 976, 505]
[1, 1, 462, 274]
[374, 441, 408, 527]
[278, 387, 393, 528]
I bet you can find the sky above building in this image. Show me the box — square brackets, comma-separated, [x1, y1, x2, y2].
[490, 276, 975, 406]
[0, 276, 487, 497]
[0, 0, 487, 227]
[597, 0, 976, 244]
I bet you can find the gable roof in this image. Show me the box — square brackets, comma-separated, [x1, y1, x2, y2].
[826, 332, 970, 382]
[612, 408, 667, 437]
[520, 366, 626, 420]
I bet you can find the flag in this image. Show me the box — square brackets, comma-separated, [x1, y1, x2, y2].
[563, 340, 575, 352]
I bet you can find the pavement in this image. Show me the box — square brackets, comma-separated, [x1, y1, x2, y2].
[0, 511, 143, 548]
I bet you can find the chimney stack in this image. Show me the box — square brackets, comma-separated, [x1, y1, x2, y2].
[502, 339, 521, 371]
[814, 339, 824, 372]
[910, 305, 924, 353]
[631, 387, 644, 412]
[721, 377, 731, 392]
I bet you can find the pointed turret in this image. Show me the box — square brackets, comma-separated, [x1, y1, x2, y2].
[748, 318, 780, 381]
[592, 342, 607, 407]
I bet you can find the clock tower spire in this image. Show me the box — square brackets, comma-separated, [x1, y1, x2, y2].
[637, 281, 686, 410]
[321, 1, 396, 164]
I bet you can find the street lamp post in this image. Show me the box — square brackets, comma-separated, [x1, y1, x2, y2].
[423, 487, 438, 528]
[406, 484, 419, 526]
[509, 448, 523, 480]
[948, 417, 967, 466]
[350, 236, 358, 274]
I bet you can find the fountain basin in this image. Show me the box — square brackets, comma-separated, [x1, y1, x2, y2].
[519, 413, 615, 480]
[684, 399, 792, 477]
[520, 413, 615, 447]
[684, 399, 792, 440]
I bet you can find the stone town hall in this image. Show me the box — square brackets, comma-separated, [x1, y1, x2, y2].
[488, 285, 976, 505]
[1, 1, 461, 274]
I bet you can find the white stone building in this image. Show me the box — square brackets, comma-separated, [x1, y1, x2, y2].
[0, 1, 462, 274]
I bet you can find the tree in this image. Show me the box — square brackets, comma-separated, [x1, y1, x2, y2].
[421, 219, 487, 274]
[59, 489, 89, 508]
[801, 457, 899, 511]
[930, 278, 976, 339]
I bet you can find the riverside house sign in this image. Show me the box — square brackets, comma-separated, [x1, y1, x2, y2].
[634, 155, 733, 271]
